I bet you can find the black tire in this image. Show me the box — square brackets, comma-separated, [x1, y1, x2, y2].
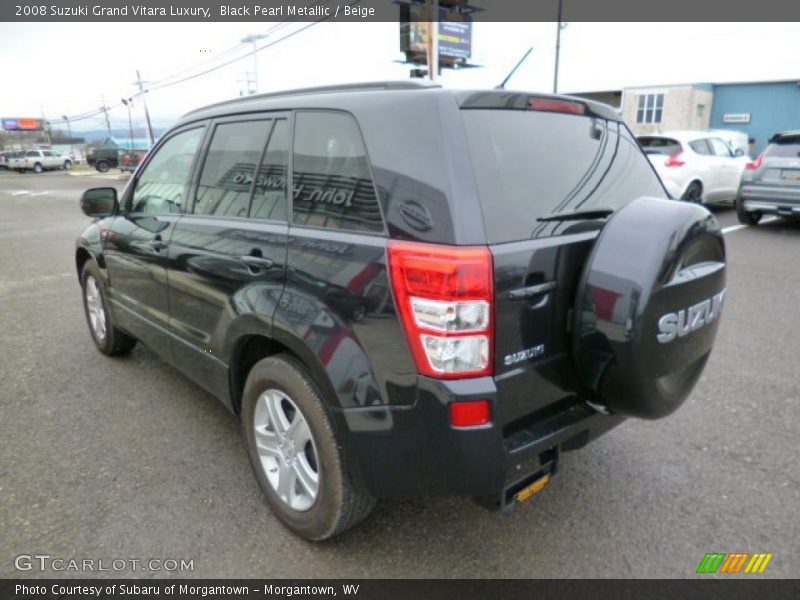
[96, 160, 110, 173]
[33, 163, 43, 174]
[242, 355, 375, 541]
[735, 196, 762, 225]
[80, 262, 137, 356]
[63, 160, 72, 170]
[681, 180, 703, 203]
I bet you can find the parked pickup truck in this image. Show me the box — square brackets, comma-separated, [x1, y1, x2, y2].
[11, 149, 72, 173]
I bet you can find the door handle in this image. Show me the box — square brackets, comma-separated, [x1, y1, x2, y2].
[508, 281, 557, 301]
[149, 237, 168, 251]
[240, 255, 274, 272]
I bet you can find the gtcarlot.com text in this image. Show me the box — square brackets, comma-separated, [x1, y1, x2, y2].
[14, 553, 194, 573]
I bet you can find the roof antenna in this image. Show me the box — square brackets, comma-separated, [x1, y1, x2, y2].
[496, 47, 533, 89]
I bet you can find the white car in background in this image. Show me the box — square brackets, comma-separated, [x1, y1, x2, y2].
[637, 131, 749, 203]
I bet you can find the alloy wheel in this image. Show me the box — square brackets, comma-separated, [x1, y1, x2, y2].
[84, 276, 107, 342]
[253, 388, 320, 512]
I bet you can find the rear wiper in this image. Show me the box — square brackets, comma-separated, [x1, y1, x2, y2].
[537, 208, 614, 222]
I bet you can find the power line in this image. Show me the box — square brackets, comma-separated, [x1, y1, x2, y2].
[48, 0, 345, 125]
[147, 1, 340, 94]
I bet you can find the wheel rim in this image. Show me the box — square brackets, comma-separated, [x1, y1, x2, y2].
[253, 388, 319, 512]
[84, 276, 107, 342]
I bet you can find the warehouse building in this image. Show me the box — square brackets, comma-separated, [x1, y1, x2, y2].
[574, 79, 800, 155]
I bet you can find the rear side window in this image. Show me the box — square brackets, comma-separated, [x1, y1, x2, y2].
[292, 111, 383, 233]
[766, 135, 800, 158]
[638, 136, 681, 156]
[250, 119, 288, 221]
[194, 120, 271, 218]
[462, 110, 666, 243]
[689, 139, 712, 155]
[708, 138, 733, 158]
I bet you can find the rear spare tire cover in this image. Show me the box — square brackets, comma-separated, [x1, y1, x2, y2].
[573, 197, 726, 419]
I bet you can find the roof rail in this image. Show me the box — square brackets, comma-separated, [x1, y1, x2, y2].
[184, 80, 441, 116]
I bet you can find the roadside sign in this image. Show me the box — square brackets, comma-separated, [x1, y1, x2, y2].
[2, 118, 43, 131]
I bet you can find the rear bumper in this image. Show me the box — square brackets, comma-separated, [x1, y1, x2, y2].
[337, 377, 624, 503]
[740, 184, 800, 214]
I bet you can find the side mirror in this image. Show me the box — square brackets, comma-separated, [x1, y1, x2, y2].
[80, 187, 118, 217]
[734, 148, 745, 157]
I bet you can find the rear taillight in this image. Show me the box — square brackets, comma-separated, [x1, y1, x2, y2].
[665, 152, 685, 167]
[746, 152, 764, 170]
[387, 241, 494, 379]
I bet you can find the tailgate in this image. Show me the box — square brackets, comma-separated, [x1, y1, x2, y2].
[458, 98, 668, 428]
[491, 233, 597, 425]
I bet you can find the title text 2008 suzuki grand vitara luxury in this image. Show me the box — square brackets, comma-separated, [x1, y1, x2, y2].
[76, 82, 726, 540]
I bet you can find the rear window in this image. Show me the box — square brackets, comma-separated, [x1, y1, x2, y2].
[766, 136, 800, 158]
[638, 136, 682, 156]
[463, 111, 666, 243]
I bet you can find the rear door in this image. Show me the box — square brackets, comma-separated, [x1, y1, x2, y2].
[166, 114, 290, 401]
[460, 104, 667, 425]
[104, 125, 206, 356]
[707, 136, 743, 200]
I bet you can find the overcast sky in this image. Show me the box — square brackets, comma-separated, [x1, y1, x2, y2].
[1, 22, 799, 131]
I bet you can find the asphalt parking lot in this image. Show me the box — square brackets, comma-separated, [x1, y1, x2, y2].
[1, 170, 798, 579]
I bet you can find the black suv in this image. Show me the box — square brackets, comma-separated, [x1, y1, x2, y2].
[76, 81, 727, 540]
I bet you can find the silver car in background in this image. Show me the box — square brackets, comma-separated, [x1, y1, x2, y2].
[738, 131, 800, 225]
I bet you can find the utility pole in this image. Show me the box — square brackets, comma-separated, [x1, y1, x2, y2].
[40, 105, 52, 146]
[134, 70, 155, 148]
[241, 33, 268, 94]
[425, 0, 439, 82]
[100, 96, 112, 137]
[553, 0, 567, 94]
[237, 72, 256, 97]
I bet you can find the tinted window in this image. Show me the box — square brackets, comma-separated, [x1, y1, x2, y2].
[462, 110, 666, 243]
[765, 136, 800, 158]
[638, 136, 681, 155]
[26, 151, 39, 157]
[292, 111, 383, 233]
[250, 119, 288, 221]
[193, 120, 270, 218]
[708, 138, 732, 157]
[689, 139, 712, 156]
[131, 127, 204, 214]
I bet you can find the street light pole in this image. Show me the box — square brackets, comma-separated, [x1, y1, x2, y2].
[241, 33, 268, 94]
[121, 98, 134, 152]
[61, 115, 73, 159]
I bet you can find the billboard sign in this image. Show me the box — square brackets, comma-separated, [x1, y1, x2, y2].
[400, 3, 472, 63]
[2, 118, 44, 131]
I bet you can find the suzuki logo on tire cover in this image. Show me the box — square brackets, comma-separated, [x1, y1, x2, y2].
[657, 289, 726, 344]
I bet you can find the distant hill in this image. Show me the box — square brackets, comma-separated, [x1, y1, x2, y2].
[74, 127, 169, 142]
